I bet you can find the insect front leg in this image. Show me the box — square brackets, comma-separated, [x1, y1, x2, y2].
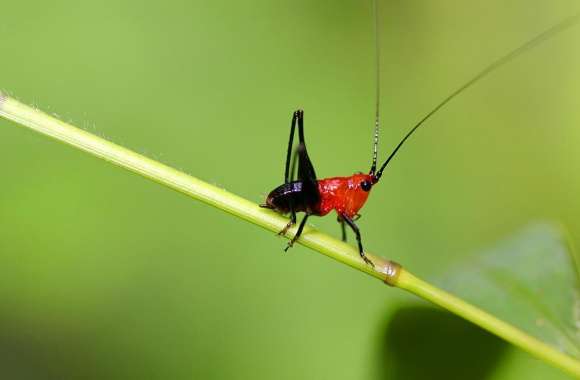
[341, 213, 374, 267]
[337, 215, 347, 242]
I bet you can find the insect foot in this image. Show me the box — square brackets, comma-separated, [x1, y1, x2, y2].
[361, 253, 375, 267]
[278, 220, 294, 237]
[283, 241, 294, 252]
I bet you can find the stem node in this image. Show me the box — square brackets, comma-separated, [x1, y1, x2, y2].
[379, 260, 402, 286]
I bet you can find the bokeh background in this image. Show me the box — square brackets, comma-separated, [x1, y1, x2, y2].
[1, 0, 579, 379]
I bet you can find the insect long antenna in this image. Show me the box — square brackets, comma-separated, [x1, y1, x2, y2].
[369, 0, 381, 177]
[374, 12, 580, 181]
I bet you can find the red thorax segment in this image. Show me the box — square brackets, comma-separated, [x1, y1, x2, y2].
[315, 173, 374, 218]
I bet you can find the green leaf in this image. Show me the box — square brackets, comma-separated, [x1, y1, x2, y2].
[438, 223, 580, 359]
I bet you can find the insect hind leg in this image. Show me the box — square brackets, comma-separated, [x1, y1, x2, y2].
[284, 213, 310, 252]
[284, 110, 300, 184]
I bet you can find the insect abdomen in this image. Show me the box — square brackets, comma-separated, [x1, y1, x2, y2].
[265, 181, 319, 214]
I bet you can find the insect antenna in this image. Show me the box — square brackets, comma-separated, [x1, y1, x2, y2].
[374, 12, 580, 181]
[369, 0, 381, 176]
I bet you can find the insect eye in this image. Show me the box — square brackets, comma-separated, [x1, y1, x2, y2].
[360, 181, 372, 192]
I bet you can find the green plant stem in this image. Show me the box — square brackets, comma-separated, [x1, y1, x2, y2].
[1, 92, 579, 378]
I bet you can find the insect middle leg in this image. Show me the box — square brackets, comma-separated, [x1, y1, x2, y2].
[341, 213, 374, 267]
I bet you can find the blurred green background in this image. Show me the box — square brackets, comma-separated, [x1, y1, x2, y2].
[1, 0, 579, 379]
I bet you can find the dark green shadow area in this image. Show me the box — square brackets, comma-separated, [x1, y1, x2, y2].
[0, 318, 92, 380]
[379, 306, 509, 380]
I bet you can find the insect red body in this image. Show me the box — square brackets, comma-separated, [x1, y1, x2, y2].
[316, 174, 374, 218]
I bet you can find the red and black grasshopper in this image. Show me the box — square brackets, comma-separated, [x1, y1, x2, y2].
[261, 109, 382, 266]
[261, 11, 579, 267]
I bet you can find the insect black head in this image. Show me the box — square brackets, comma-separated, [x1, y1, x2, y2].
[360, 180, 372, 192]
